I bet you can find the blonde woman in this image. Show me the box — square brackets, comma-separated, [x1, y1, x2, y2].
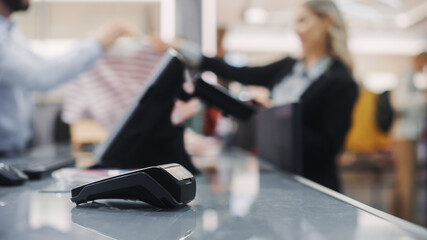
[189, 0, 358, 191]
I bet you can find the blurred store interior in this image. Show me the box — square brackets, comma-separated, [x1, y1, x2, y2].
[9, 0, 427, 227]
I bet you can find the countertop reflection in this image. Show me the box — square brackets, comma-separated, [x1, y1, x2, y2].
[72, 201, 196, 240]
[0, 150, 426, 240]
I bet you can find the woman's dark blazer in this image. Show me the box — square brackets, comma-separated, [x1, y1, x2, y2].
[201, 56, 358, 191]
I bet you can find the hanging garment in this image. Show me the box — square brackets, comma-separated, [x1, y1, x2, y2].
[62, 42, 165, 130]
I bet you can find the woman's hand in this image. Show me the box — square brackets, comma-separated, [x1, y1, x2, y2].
[170, 69, 201, 125]
[170, 99, 201, 125]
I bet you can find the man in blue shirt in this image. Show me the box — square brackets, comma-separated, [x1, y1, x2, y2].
[0, 0, 131, 155]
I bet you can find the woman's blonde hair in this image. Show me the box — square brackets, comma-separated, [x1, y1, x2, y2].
[305, 0, 353, 71]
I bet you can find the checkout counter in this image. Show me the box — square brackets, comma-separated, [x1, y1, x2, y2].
[0, 148, 426, 240]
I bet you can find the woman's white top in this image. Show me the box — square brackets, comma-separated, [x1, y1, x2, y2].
[271, 57, 332, 106]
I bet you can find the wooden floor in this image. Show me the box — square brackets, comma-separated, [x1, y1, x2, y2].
[340, 157, 427, 227]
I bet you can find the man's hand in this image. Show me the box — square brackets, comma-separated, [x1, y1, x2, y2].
[93, 20, 135, 50]
[148, 35, 171, 52]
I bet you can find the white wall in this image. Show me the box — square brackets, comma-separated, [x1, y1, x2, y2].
[12, 1, 160, 39]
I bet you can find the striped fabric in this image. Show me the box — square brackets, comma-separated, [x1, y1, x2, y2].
[62, 45, 165, 130]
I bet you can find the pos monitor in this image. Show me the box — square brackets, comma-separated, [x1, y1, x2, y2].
[256, 103, 303, 175]
[94, 49, 255, 174]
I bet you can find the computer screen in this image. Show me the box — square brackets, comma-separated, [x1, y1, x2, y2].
[94, 49, 199, 173]
[94, 49, 256, 173]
